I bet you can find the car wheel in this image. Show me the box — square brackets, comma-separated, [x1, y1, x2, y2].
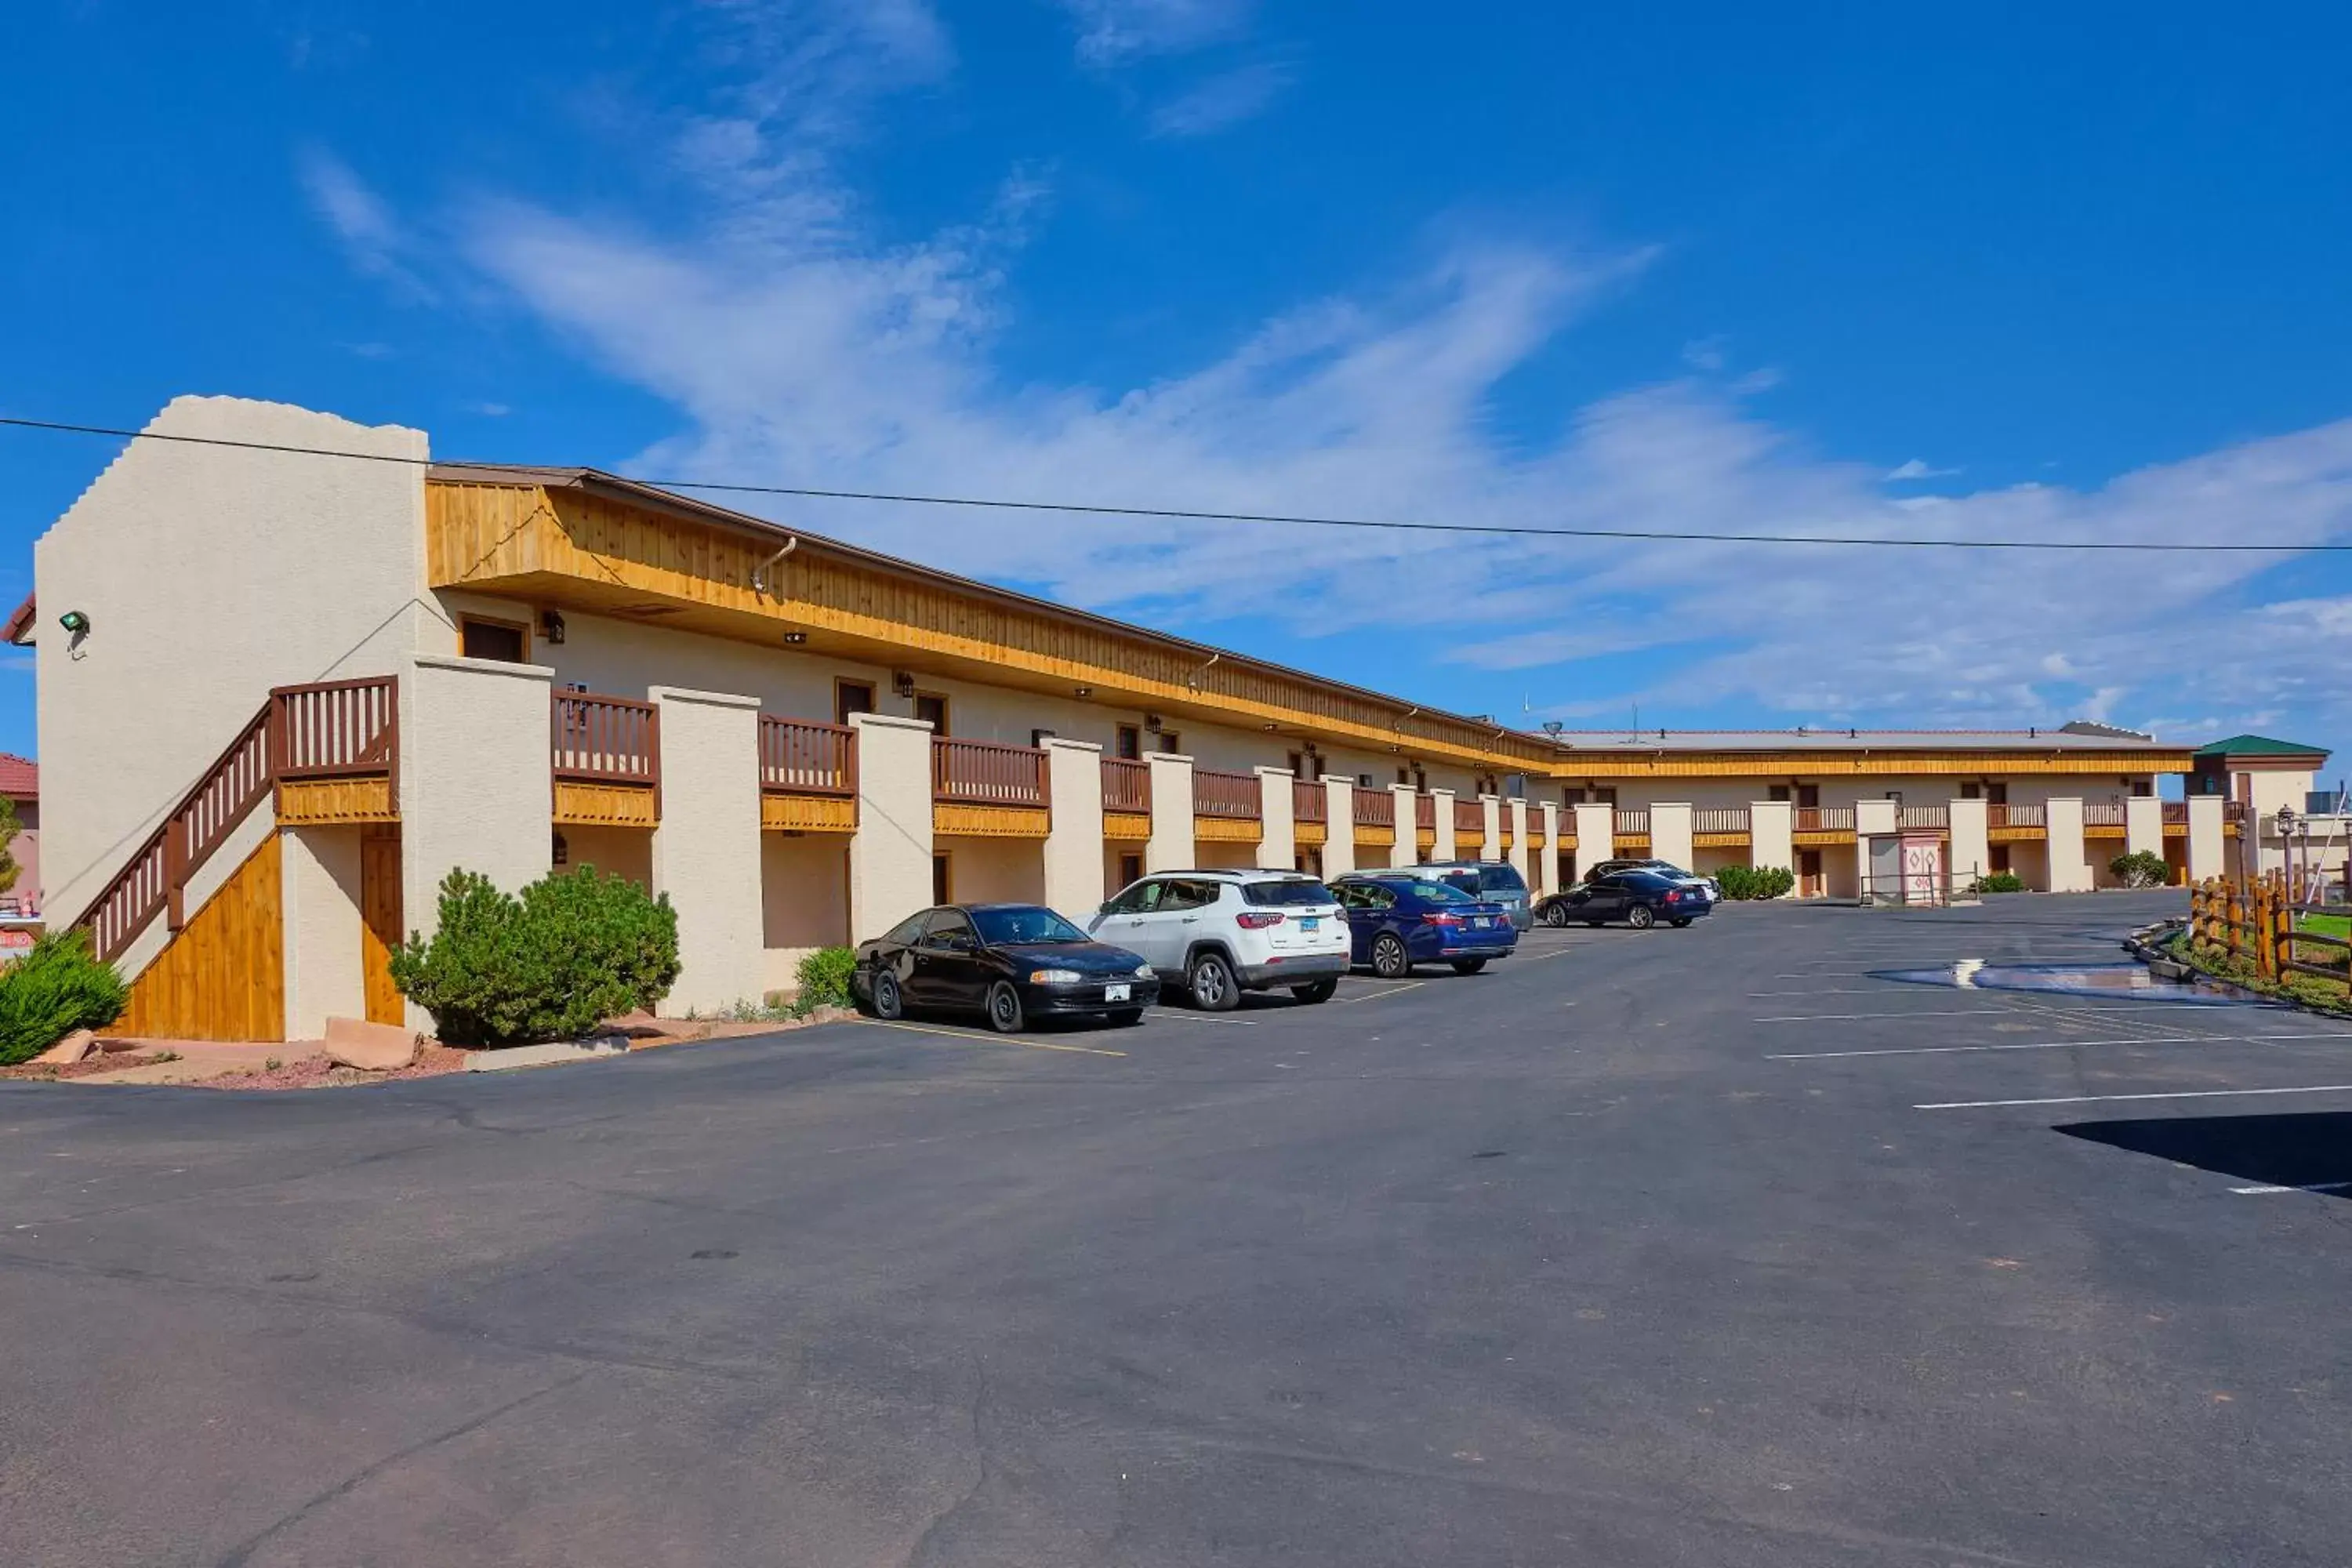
[1450, 957, 1487, 975]
[1370, 933, 1411, 979]
[1626, 905, 1656, 930]
[1290, 978, 1339, 1004]
[870, 971, 904, 1021]
[1541, 902, 1571, 927]
[985, 981, 1026, 1034]
[1109, 1008, 1145, 1027]
[1189, 951, 1240, 1012]
[1670, 917, 1693, 928]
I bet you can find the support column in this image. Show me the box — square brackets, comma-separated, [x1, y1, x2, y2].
[1043, 739, 1105, 917]
[2187, 795, 2224, 880]
[649, 687, 765, 1014]
[1948, 797, 1989, 890]
[848, 711, 935, 943]
[1320, 775, 1357, 877]
[1650, 802, 1694, 873]
[2045, 797, 2090, 892]
[281, 824, 365, 1041]
[1254, 765, 1296, 871]
[1537, 803, 1563, 894]
[1145, 751, 1195, 873]
[1572, 803, 1615, 877]
[2125, 795, 2163, 864]
[1506, 799, 1530, 880]
[1431, 788, 1457, 859]
[1385, 783, 1417, 869]
[1751, 800, 1795, 882]
[1477, 795, 1502, 862]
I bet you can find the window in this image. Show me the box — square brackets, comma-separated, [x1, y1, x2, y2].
[459, 615, 528, 662]
[1959, 782, 1982, 800]
[1986, 781, 2008, 806]
[1240, 878, 1335, 906]
[1884, 789, 1903, 805]
[1768, 785, 1791, 803]
[1116, 725, 1142, 760]
[837, 680, 877, 727]
[1162, 878, 1218, 911]
[920, 908, 974, 949]
[883, 913, 930, 946]
[1116, 851, 1143, 889]
[1102, 878, 1156, 915]
[1795, 784, 1819, 809]
[914, 692, 949, 735]
[1288, 751, 1305, 778]
[2131, 780, 2154, 797]
[1412, 767, 1428, 790]
[931, 852, 951, 906]
[972, 906, 1087, 946]
[1157, 730, 1182, 755]
[1357, 772, 1374, 789]
[1563, 787, 1587, 805]
[1477, 864, 1528, 894]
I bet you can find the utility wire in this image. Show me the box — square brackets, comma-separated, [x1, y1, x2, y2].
[3, 413, 2345, 554]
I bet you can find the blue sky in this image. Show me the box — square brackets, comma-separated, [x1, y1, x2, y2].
[6, 2, 2351, 778]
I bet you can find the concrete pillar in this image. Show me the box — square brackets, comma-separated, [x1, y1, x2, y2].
[1431, 788, 1457, 860]
[648, 687, 765, 1014]
[1854, 798, 1898, 899]
[1948, 797, 1989, 889]
[1255, 765, 1296, 871]
[1145, 751, 1195, 873]
[1572, 803, 1614, 878]
[848, 711, 935, 943]
[2187, 794, 2224, 880]
[2046, 797, 2091, 892]
[2125, 795, 2163, 863]
[1650, 802, 1694, 873]
[1751, 800, 1795, 880]
[1386, 784, 1417, 869]
[1537, 803, 1562, 894]
[1043, 739, 1105, 918]
[281, 824, 365, 1041]
[1476, 795, 1502, 862]
[1506, 799, 1530, 880]
[400, 652, 553, 965]
[1320, 775, 1356, 877]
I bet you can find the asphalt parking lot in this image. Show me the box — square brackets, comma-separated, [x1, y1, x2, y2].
[7, 890, 2352, 1566]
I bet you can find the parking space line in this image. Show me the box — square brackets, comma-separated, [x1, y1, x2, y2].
[860, 1020, 1128, 1058]
[1755, 1003, 2241, 1022]
[1331, 981, 1426, 1006]
[1767, 1033, 2349, 1061]
[1146, 1011, 1261, 1027]
[2230, 1182, 2352, 1196]
[1918, 1083, 2352, 1110]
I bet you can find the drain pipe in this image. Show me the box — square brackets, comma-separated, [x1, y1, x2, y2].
[750, 535, 799, 597]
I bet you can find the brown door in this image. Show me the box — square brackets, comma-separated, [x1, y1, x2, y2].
[361, 830, 405, 1026]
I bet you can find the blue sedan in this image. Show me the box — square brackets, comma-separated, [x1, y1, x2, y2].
[1331, 874, 1520, 978]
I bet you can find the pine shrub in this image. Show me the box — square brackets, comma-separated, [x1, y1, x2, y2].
[0, 930, 130, 1065]
[1715, 865, 1795, 900]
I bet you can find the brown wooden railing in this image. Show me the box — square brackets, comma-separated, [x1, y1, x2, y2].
[1193, 768, 1262, 820]
[2191, 874, 2351, 1001]
[2161, 801, 2188, 826]
[1615, 808, 1651, 836]
[1353, 786, 1395, 829]
[1989, 802, 2045, 829]
[1455, 799, 1485, 835]
[1103, 757, 1152, 814]
[1795, 805, 1855, 833]
[1292, 777, 1326, 823]
[760, 716, 856, 797]
[933, 737, 1049, 808]
[1695, 807, 1750, 835]
[2082, 800, 2128, 828]
[1899, 804, 1950, 830]
[76, 677, 401, 965]
[553, 691, 659, 786]
[1414, 794, 1436, 829]
[2223, 800, 2250, 825]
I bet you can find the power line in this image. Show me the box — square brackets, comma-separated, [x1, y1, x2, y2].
[3, 412, 2345, 554]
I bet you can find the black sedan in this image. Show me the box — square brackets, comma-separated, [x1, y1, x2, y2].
[851, 903, 1161, 1032]
[1534, 869, 1713, 930]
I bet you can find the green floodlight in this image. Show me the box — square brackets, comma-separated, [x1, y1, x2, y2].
[57, 610, 89, 636]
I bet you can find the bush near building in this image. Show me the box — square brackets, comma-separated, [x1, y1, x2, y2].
[1715, 865, 1795, 900]
[0, 930, 129, 1065]
[1969, 871, 2027, 894]
[390, 866, 681, 1047]
[793, 946, 857, 1011]
[2110, 850, 2171, 889]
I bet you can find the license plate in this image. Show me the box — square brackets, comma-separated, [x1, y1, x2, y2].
[1105, 983, 1131, 1003]
[1300, 916, 1319, 931]
[1472, 916, 1490, 928]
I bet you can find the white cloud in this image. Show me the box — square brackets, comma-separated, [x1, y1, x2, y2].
[298, 148, 433, 301]
[1149, 60, 1291, 136]
[1885, 457, 1961, 480]
[1057, 0, 1251, 64]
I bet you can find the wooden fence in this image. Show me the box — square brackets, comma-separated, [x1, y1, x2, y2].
[1352, 786, 1395, 829]
[1193, 768, 1263, 820]
[1102, 757, 1151, 814]
[1291, 777, 1326, 824]
[932, 737, 1050, 808]
[2189, 873, 2350, 1002]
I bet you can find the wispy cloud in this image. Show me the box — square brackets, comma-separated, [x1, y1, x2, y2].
[1885, 457, 1962, 480]
[1149, 60, 1290, 136]
[1057, 0, 1252, 65]
[298, 147, 433, 301]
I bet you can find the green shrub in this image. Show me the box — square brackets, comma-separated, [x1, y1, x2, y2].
[1969, 871, 2027, 895]
[793, 946, 857, 1011]
[1715, 865, 1795, 900]
[2110, 850, 2171, 890]
[0, 930, 130, 1065]
[389, 866, 681, 1047]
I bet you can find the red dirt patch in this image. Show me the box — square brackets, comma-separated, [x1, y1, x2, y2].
[187, 1044, 471, 1091]
[1, 1051, 178, 1081]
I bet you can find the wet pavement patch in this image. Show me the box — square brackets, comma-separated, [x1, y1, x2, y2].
[1875, 960, 2256, 1006]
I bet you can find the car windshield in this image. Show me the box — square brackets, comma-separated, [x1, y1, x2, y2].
[1479, 865, 1527, 893]
[1406, 880, 1472, 903]
[971, 906, 1090, 946]
[1241, 879, 1336, 906]
[1435, 871, 1482, 896]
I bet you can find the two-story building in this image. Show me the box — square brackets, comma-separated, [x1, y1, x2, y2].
[23, 397, 2226, 1041]
[2189, 734, 2344, 892]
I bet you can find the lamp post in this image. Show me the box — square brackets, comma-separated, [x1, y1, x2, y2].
[2275, 804, 2301, 902]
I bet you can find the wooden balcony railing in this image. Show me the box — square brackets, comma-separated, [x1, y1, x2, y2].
[2082, 800, 2128, 828]
[1795, 805, 1855, 833]
[1292, 777, 1327, 824]
[77, 677, 401, 965]
[1194, 768, 1263, 820]
[760, 716, 857, 797]
[1353, 786, 1395, 829]
[1989, 802, 2045, 829]
[1455, 799, 1485, 835]
[1414, 794, 1436, 829]
[2223, 800, 2249, 824]
[1899, 804, 1949, 830]
[1615, 808, 1651, 836]
[553, 691, 660, 786]
[1695, 807, 1750, 835]
[1103, 757, 1152, 814]
[933, 737, 1049, 808]
[2161, 801, 2188, 825]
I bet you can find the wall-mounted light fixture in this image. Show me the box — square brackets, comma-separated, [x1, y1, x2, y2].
[57, 610, 89, 636]
[782, 631, 808, 645]
[1073, 685, 1093, 699]
[539, 609, 567, 645]
[1143, 713, 1163, 729]
[891, 670, 916, 698]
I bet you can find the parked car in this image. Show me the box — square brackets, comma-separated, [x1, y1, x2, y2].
[853, 903, 1160, 1032]
[1537, 869, 1714, 929]
[1331, 873, 1519, 977]
[1089, 869, 1349, 1009]
[1414, 859, 1534, 927]
[1575, 857, 1721, 902]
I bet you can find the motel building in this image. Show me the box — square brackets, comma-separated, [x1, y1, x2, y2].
[17, 398, 2235, 1042]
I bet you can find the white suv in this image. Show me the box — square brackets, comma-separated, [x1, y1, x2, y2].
[1088, 869, 1350, 1010]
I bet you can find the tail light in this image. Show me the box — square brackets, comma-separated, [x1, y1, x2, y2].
[1236, 911, 1286, 929]
[1421, 912, 1462, 926]
[1664, 890, 1682, 903]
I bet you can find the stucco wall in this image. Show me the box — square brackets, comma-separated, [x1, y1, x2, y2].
[651, 687, 766, 1014]
[847, 713, 934, 943]
[401, 654, 554, 964]
[1042, 739, 1107, 920]
[561, 826, 652, 888]
[763, 834, 850, 993]
[281, 825, 365, 1040]
[37, 397, 431, 924]
[942, 837, 1045, 905]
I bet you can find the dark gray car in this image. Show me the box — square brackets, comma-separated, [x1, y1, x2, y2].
[1414, 859, 1534, 928]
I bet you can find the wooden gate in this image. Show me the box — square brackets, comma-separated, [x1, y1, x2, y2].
[360, 829, 405, 1026]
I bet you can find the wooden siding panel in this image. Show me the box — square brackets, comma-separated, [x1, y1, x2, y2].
[1102, 811, 1152, 842]
[935, 804, 1051, 838]
[761, 794, 858, 833]
[277, 777, 397, 825]
[361, 830, 404, 1027]
[117, 837, 285, 1043]
[1194, 815, 1263, 844]
[554, 782, 659, 827]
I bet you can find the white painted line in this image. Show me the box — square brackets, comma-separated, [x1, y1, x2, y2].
[1518, 946, 1579, 962]
[2230, 1181, 2352, 1196]
[1768, 1033, 2346, 1061]
[1755, 1002, 2252, 1023]
[1331, 981, 1427, 1006]
[1145, 1011, 1261, 1027]
[1918, 1083, 2352, 1111]
[1745, 988, 1905, 996]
